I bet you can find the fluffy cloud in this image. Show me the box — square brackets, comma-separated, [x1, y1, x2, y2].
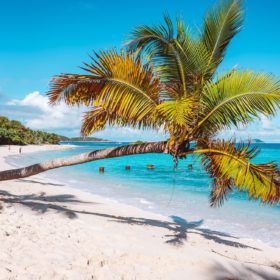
[220, 113, 280, 143]
[7, 91, 51, 113]
[6, 91, 84, 133]
[259, 114, 275, 130]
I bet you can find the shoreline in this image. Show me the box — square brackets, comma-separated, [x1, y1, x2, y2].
[1, 145, 280, 279]
[8, 143, 280, 248]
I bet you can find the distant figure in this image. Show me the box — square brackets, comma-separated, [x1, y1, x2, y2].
[188, 164, 193, 170]
[19, 147, 22, 154]
[8, 145, 10, 151]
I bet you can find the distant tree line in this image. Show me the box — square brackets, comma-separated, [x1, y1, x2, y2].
[0, 116, 60, 145]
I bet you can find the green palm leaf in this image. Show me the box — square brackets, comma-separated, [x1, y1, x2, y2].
[126, 15, 190, 96]
[194, 71, 280, 136]
[202, 0, 243, 76]
[157, 97, 197, 127]
[174, 29, 213, 89]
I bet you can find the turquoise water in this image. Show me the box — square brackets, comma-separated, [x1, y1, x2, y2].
[9, 142, 280, 247]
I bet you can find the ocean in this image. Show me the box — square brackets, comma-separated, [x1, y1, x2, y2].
[8, 142, 280, 247]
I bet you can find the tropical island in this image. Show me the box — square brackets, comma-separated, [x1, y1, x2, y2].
[0, 116, 61, 145]
[251, 138, 264, 143]
[0, 116, 108, 145]
[0, 0, 280, 279]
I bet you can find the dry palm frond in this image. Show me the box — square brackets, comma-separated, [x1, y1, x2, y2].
[48, 50, 161, 134]
[48, 74, 103, 106]
[195, 139, 280, 206]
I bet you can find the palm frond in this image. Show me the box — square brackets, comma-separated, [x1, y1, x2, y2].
[91, 51, 161, 130]
[194, 139, 280, 206]
[210, 177, 233, 207]
[127, 15, 217, 96]
[202, 0, 243, 76]
[126, 14, 174, 59]
[194, 71, 280, 136]
[48, 74, 103, 106]
[174, 35, 213, 89]
[157, 97, 198, 128]
[49, 50, 161, 134]
[81, 107, 108, 135]
[126, 15, 191, 96]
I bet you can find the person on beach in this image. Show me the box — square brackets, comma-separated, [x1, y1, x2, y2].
[19, 147, 22, 154]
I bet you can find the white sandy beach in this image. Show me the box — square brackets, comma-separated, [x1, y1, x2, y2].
[0, 145, 280, 280]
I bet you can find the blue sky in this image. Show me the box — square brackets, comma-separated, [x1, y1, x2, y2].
[0, 0, 280, 141]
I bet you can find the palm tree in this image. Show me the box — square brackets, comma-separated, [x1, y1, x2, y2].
[1, 0, 279, 206]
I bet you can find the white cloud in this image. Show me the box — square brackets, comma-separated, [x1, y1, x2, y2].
[7, 91, 50, 113]
[220, 121, 280, 143]
[259, 114, 274, 130]
[7, 91, 84, 132]
[218, 106, 280, 143]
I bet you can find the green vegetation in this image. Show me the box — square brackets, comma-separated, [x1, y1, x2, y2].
[0, 116, 61, 145]
[0, 117, 107, 144]
[133, 140, 145, 145]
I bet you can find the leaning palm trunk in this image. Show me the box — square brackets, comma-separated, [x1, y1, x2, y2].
[0, 142, 167, 181]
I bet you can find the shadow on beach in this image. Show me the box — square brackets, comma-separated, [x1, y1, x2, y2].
[209, 262, 280, 280]
[16, 178, 66, 187]
[0, 189, 259, 250]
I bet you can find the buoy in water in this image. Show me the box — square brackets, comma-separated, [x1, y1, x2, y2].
[147, 164, 154, 169]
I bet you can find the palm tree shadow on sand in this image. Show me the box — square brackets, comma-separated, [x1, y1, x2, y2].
[209, 262, 280, 280]
[0, 189, 259, 250]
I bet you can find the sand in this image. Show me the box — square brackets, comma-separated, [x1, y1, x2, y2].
[0, 145, 280, 280]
